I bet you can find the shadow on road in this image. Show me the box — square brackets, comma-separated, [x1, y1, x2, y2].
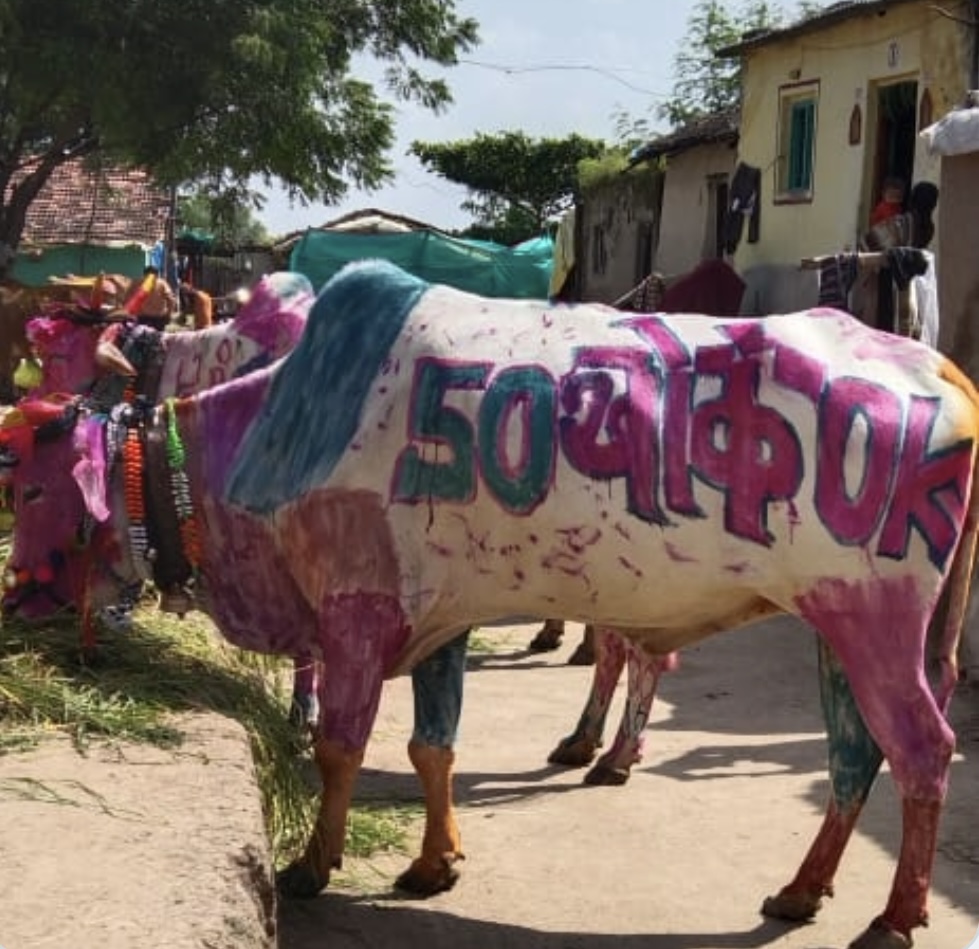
[279, 894, 803, 949]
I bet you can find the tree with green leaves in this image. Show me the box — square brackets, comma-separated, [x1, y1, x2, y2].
[614, 0, 825, 144]
[410, 132, 607, 245]
[660, 0, 785, 127]
[0, 0, 478, 278]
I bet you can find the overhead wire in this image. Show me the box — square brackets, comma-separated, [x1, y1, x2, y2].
[457, 58, 671, 98]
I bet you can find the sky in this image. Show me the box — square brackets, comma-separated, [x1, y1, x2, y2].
[258, 0, 707, 237]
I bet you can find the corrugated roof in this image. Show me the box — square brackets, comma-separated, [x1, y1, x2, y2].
[630, 107, 739, 165]
[10, 159, 171, 246]
[717, 0, 924, 57]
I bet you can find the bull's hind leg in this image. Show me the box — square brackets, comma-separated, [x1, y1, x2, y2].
[548, 628, 626, 769]
[585, 639, 678, 786]
[763, 640, 883, 922]
[395, 630, 469, 896]
[784, 581, 956, 947]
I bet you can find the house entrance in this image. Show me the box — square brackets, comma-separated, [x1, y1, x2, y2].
[868, 79, 918, 226]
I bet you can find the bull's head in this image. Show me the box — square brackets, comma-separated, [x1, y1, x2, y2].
[0, 396, 133, 619]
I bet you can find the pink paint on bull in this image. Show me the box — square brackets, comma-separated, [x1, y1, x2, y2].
[797, 574, 954, 799]
[25, 316, 99, 395]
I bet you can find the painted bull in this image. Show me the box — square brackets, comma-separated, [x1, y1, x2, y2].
[6, 259, 979, 949]
[14, 271, 318, 714]
[25, 270, 313, 402]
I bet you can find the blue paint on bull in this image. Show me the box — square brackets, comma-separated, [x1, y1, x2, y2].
[411, 630, 470, 746]
[818, 639, 883, 809]
[226, 260, 427, 514]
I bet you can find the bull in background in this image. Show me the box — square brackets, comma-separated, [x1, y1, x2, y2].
[5, 260, 979, 949]
[0, 274, 134, 403]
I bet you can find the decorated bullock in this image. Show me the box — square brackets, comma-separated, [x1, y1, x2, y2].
[14, 271, 318, 714]
[5, 260, 979, 949]
[25, 270, 313, 402]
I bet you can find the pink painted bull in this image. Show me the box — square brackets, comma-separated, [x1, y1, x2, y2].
[17, 271, 318, 716]
[5, 259, 979, 949]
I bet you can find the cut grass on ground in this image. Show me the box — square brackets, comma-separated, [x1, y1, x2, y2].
[0, 602, 419, 868]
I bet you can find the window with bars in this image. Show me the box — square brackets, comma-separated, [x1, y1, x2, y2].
[776, 83, 818, 200]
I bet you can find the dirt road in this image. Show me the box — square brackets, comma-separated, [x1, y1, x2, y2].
[279, 618, 979, 949]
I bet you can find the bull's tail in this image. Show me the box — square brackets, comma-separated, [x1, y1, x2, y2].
[934, 368, 979, 714]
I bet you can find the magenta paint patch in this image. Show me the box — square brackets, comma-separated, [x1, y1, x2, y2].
[26, 317, 99, 396]
[232, 274, 313, 354]
[317, 591, 411, 749]
[194, 499, 318, 656]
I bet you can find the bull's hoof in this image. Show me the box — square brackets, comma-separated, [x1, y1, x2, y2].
[761, 888, 824, 921]
[394, 855, 461, 897]
[583, 762, 630, 786]
[548, 736, 599, 768]
[529, 628, 563, 652]
[276, 861, 327, 899]
[567, 642, 595, 666]
[848, 918, 913, 949]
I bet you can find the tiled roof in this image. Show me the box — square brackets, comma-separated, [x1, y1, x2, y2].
[717, 0, 922, 57]
[630, 107, 740, 165]
[11, 159, 172, 246]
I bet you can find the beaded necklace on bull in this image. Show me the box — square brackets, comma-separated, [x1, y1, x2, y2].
[90, 326, 200, 644]
[108, 390, 202, 618]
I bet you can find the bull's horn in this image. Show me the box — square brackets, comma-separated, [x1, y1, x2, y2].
[95, 339, 137, 377]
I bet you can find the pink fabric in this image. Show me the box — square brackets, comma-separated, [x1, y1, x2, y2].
[661, 258, 746, 316]
[71, 417, 109, 522]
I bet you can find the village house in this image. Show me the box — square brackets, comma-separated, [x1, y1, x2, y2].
[718, 0, 976, 314]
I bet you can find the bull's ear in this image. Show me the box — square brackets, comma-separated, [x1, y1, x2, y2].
[95, 338, 137, 377]
[71, 417, 110, 522]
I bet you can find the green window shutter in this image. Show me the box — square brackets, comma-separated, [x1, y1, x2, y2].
[788, 100, 815, 192]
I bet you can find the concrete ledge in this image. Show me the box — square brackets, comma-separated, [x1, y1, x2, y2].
[0, 711, 275, 949]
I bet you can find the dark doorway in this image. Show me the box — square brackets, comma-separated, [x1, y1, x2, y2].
[870, 80, 918, 221]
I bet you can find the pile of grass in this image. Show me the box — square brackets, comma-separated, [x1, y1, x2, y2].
[0, 579, 417, 869]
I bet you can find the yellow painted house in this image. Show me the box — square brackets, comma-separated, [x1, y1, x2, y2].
[719, 0, 975, 313]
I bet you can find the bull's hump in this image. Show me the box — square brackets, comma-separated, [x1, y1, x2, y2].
[225, 261, 429, 514]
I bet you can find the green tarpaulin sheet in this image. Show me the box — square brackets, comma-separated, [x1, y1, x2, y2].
[289, 230, 554, 299]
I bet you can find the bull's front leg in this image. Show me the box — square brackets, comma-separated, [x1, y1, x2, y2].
[277, 602, 393, 898]
[395, 630, 469, 896]
[278, 737, 365, 898]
